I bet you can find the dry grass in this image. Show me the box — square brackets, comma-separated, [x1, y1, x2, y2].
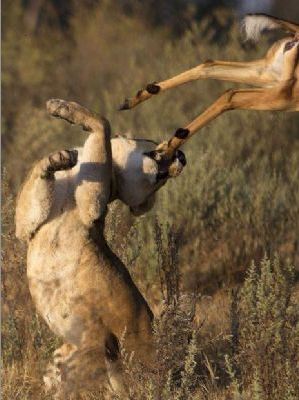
[2, 1, 299, 399]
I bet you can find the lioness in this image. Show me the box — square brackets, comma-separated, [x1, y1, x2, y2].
[15, 99, 186, 398]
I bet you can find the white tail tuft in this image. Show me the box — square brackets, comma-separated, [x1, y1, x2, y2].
[242, 14, 281, 42]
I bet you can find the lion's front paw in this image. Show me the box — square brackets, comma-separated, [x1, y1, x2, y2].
[48, 150, 78, 171]
[47, 99, 83, 124]
[46, 98, 105, 133]
[41, 150, 78, 179]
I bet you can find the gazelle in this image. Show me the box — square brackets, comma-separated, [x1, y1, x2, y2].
[120, 14, 299, 158]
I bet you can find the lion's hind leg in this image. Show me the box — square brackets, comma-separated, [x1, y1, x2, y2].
[51, 346, 110, 399]
[43, 343, 77, 396]
[47, 332, 128, 398]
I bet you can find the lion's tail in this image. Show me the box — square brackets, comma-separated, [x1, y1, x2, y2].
[242, 14, 299, 42]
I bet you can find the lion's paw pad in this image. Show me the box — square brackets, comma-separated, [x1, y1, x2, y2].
[48, 150, 78, 172]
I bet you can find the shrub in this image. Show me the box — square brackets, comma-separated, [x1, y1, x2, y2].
[121, 221, 201, 400]
[227, 256, 299, 400]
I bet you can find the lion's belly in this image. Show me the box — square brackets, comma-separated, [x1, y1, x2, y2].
[27, 213, 90, 345]
[29, 276, 85, 344]
[27, 210, 153, 351]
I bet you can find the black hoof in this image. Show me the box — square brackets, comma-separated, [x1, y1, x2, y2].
[174, 128, 189, 139]
[146, 83, 161, 95]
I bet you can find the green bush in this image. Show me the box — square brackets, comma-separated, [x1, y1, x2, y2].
[227, 256, 299, 400]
